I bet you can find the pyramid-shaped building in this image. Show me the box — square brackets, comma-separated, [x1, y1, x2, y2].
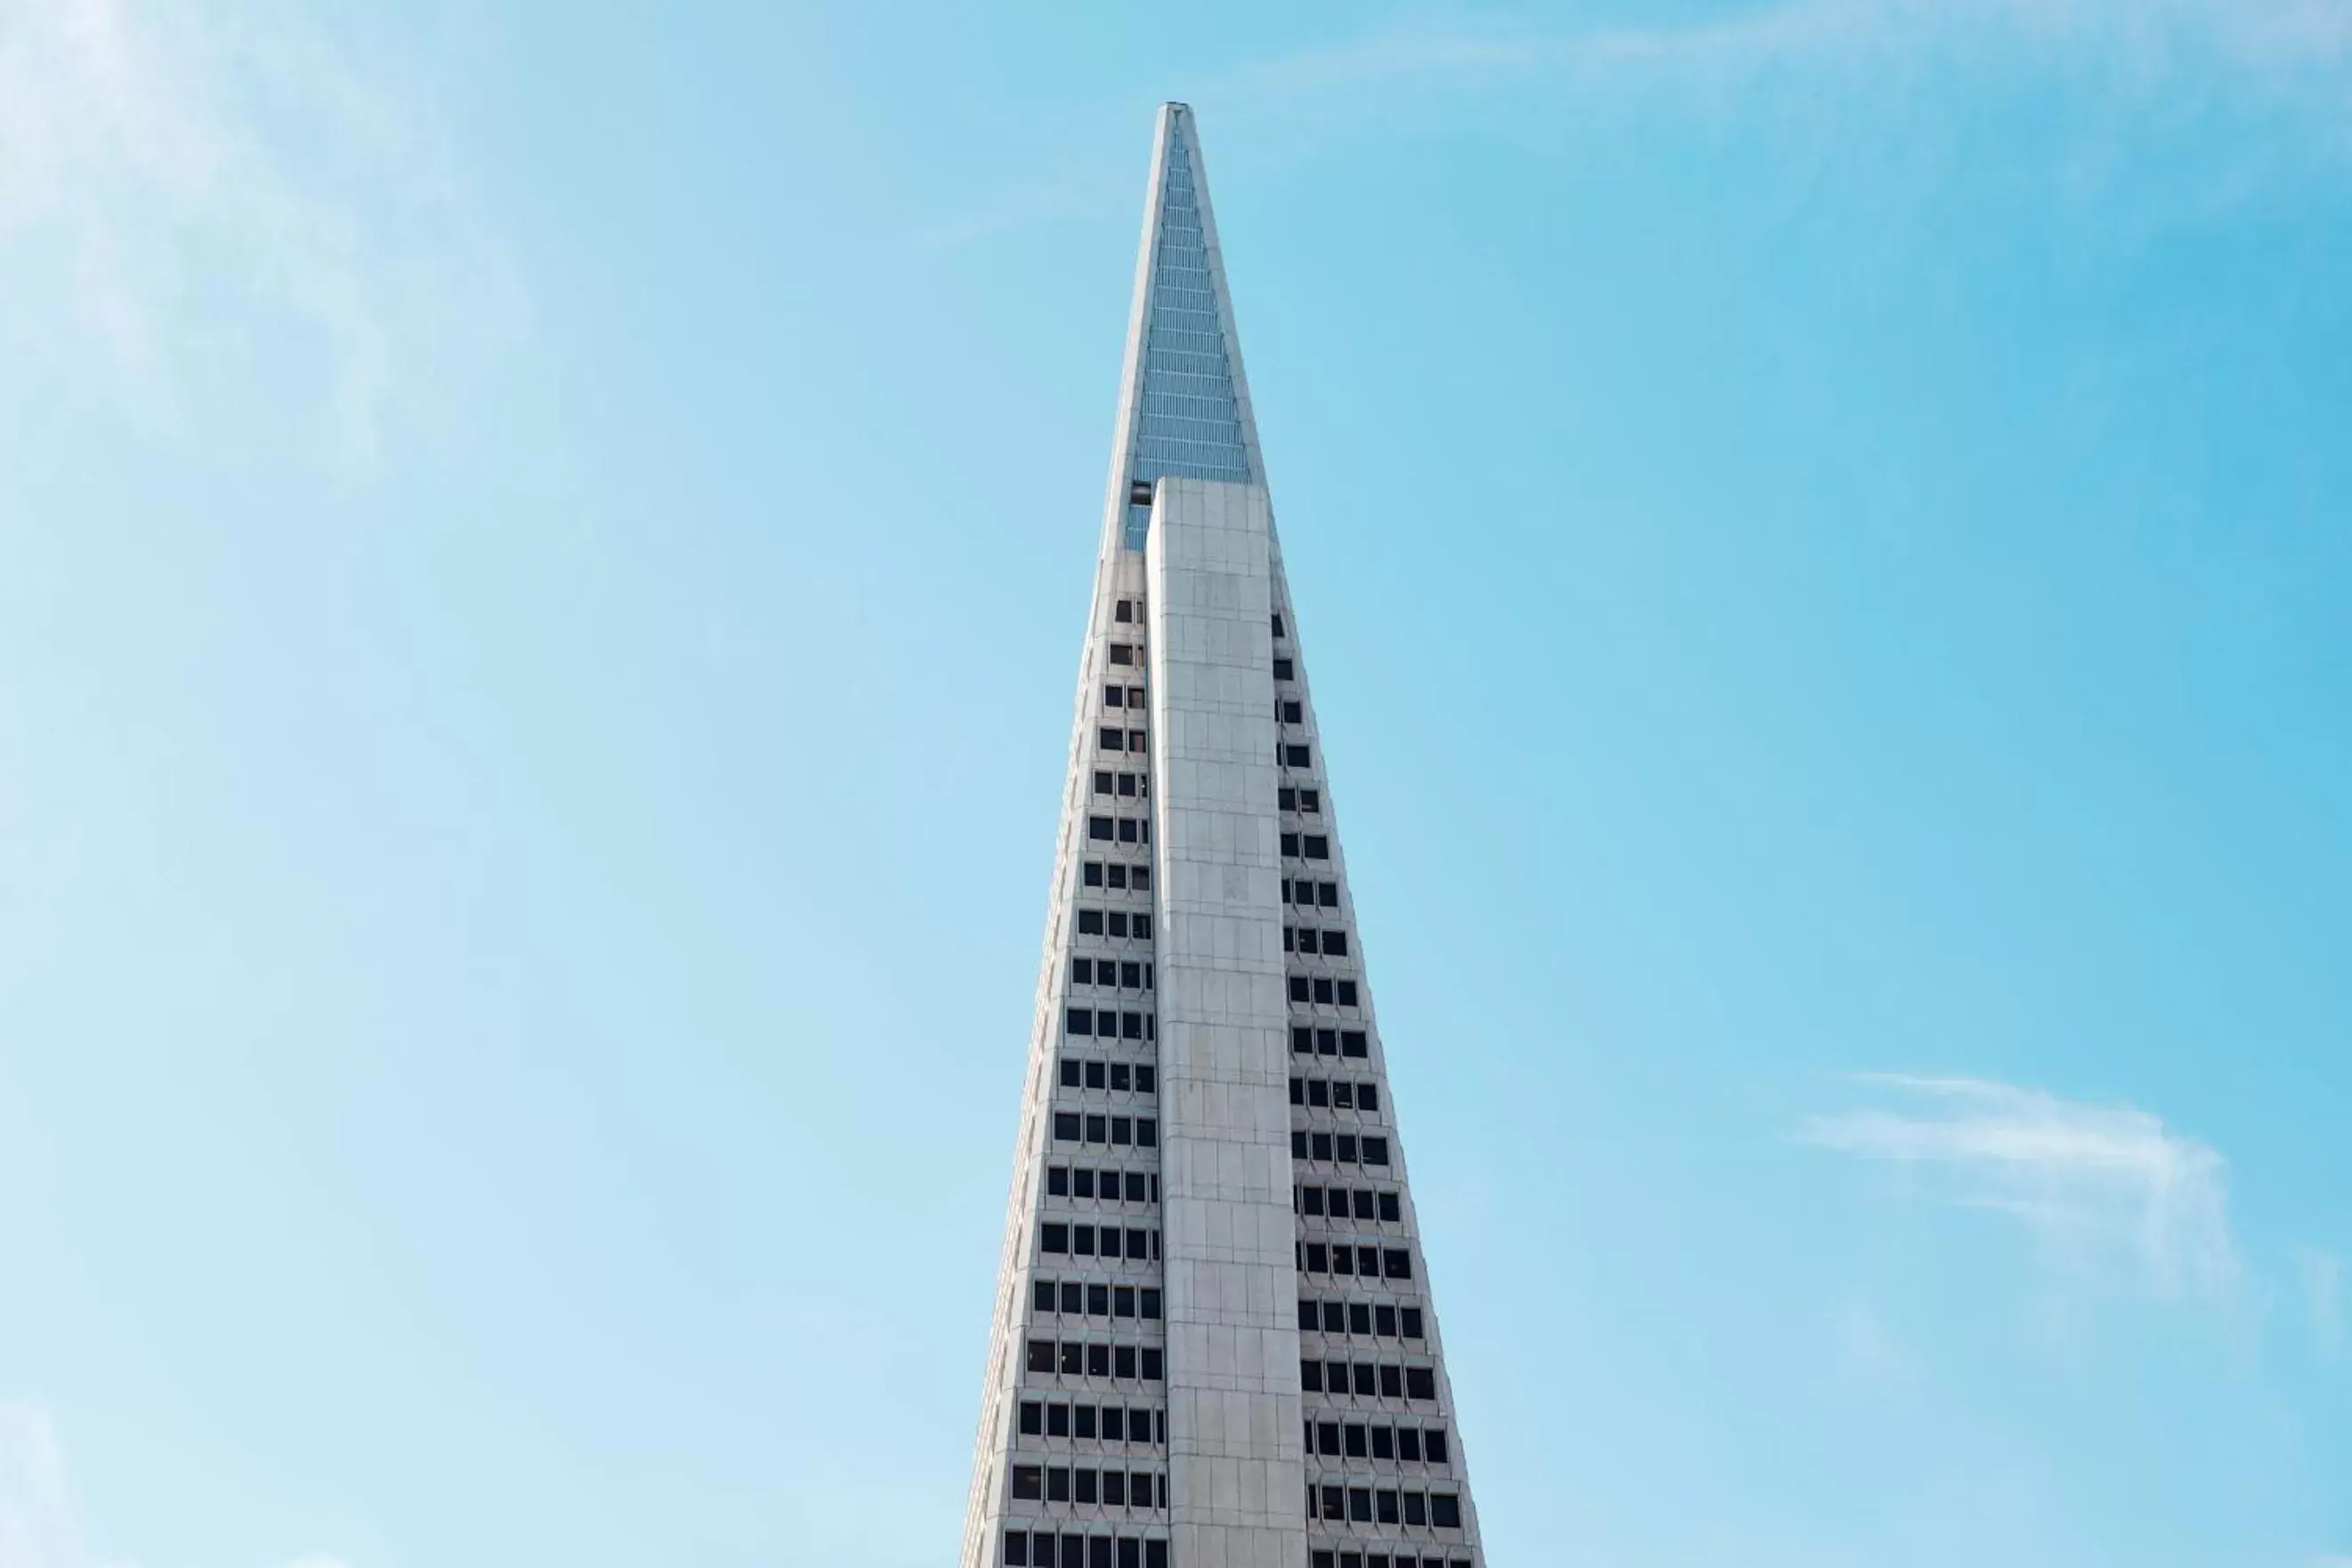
[960, 103, 1488, 1568]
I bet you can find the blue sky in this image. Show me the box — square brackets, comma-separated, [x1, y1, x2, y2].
[1, 2, 2348, 1565]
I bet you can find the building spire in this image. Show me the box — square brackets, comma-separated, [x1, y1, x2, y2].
[1101, 103, 1266, 554]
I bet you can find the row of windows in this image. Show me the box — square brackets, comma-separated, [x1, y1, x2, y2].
[1295, 1026, 1371, 1059]
[1305, 1422, 1451, 1464]
[1092, 771, 1147, 800]
[1300, 1186, 1401, 1223]
[1064, 1008, 1155, 1040]
[1301, 1241, 1414, 1281]
[1312, 1554, 1469, 1568]
[1290, 975, 1362, 1008]
[1070, 958, 1153, 991]
[1018, 1401, 1163, 1443]
[1039, 1223, 1160, 1260]
[1308, 1486, 1463, 1531]
[1300, 1297, 1427, 1340]
[1293, 1076, 1378, 1110]
[1074, 909, 1153, 940]
[1098, 728, 1150, 756]
[1026, 1339, 1167, 1382]
[1050, 1111, 1159, 1148]
[1010, 1467, 1164, 1508]
[1302, 1361, 1437, 1401]
[1087, 815, 1151, 845]
[1280, 832, 1330, 861]
[1000, 1530, 1164, 1568]
[1279, 786, 1321, 813]
[1034, 1279, 1162, 1320]
[1287, 925, 1348, 956]
[1080, 861, 1149, 892]
[1286, 878, 1340, 908]
[1047, 1166, 1157, 1203]
[1059, 1059, 1156, 1093]
[1292, 1129, 1392, 1167]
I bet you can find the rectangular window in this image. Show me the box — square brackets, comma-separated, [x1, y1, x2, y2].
[1273, 657, 1294, 680]
[1319, 882, 1339, 908]
[1110, 643, 1132, 665]
[1338, 981, 1360, 1006]
[1083, 861, 1103, 887]
[1286, 744, 1311, 768]
[1103, 685, 1124, 707]
[1379, 1362, 1403, 1398]
[1054, 1112, 1080, 1142]
[1402, 1306, 1425, 1339]
[1066, 1008, 1092, 1036]
[1336, 1133, 1357, 1162]
[1379, 1192, 1402, 1223]
[1047, 1467, 1071, 1502]
[1359, 1082, 1378, 1110]
[1385, 1249, 1412, 1279]
[1042, 1223, 1069, 1254]
[1280, 832, 1299, 857]
[1300, 1359, 1323, 1392]
[1313, 977, 1334, 1005]
[1431, 1493, 1462, 1530]
[1089, 817, 1113, 841]
[1300, 788, 1320, 812]
[1323, 931, 1348, 957]
[1013, 1465, 1043, 1500]
[1035, 1279, 1056, 1313]
[1141, 1347, 1162, 1381]
[1006, 1529, 1030, 1567]
[1304, 836, 1329, 859]
[1377, 1489, 1399, 1524]
[1028, 1339, 1055, 1373]
[1407, 1366, 1436, 1401]
[1397, 1427, 1420, 1461]
[1020, 1401, 1044, 1435]
[1272, 613, 1286, 638]
[1402, 1491, 1427, 1527]
[1426, 1428, 1450, 1464]
[1289, 976, 1310, 1003]
[1363, 1137, 1389, 1165]
[1128, 730, 1146, 754]
[1079, 910, 1104, 935]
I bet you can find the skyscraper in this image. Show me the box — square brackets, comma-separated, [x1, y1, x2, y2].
[960, 104, 1487, 1568]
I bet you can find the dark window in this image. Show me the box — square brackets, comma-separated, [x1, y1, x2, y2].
[1312, 1132, 1333, 1162]
[1048, 1403, 1071, 1436]
[1322, 1301, 1346, 1333]
[1432, 1493, 1462, 1530]
[1289, 1078, 1304, 1105]
[1402, 1491, 1427, 1526]
[1407, 1366, 1437, 1401]
[1402, 1306, 1425, 1338]
[1086, 1343, 1109, 1378]
[1107, 912, 1128, 937]
[1035, 1279, 1055, 1313]
[1136, 1065, 1156, 1093]
[1286, 744, 1311, 768]
[1331, 1081, 1354, 1110]
[1371, 1425, 1394, 1460]
[1273, 657, 1294, 680]
[1377, 1489, 1399, 1524]
[1134, 914, 1152, 939]
[1380, 1363, 1403, 1398]
[1141, 1288, 1160, 1319]
[1350, 1301, 1372, 1336]
[1344, 1423, 1367, 1458]
[1385, 1249, 1413, 1280]
[1047, 1467, 1071, 1502]
[1079, 910, 1104, 935]
[1299, 788, 1320, 812]
[1042, 1224, 1069, 1254]
[1304, 836, 1328, 860]
[1323, 931, 1348, 957]
[1289, 976, 1310, 1003]
[1102, 1471, 1123, 1507]
[1006, 1528, 1030, 1567]
[1336, 1133, 1357, 1162]
[1281, 832, 1299, 857]
[1013, 1465, 1043, 1500]
[1363, 1137, 1390, 1166]
[1117, 819, 1137, 844]
[1107, 863, 1128, 890]
[1354, 1362, 1377, 1396]
[1297, 1298, 1317, 1330]
[1089, 816, 1113, 841]
[1313, 978, 1335, 1005]
[1111, 1117, 1131, 1146]
[1397, 1427, 1420, 1461]
[1360, 1082, 1379, 1109]
[1300, 1359, 1323, 1392]
[1348, 1486, 1372, 1522]
[1291, 1129, 1307, 1159]
[1110, 643, 1133, 665]
[1308, 1079, 1330, 1108]
[1114, 601, 1133, 623]
[1074, 1224, 1095, 1256]
[1319, 881, 1339, 908]
[1066, 1009, 1092, 1036]
[1054, 1112, 1081, 1142]
[1278, 787, 1297, 810]
[1272, 613, 1287, 638]
[1020, 1401, 1044, 1435]
[1292, 1026, 1312, 1055]
[1136, 1118, 1157, 1148]
[1141, 1347, 1162, 1380]
[1131, 868, 1151, 892]
[1379, 1192, 1402, 1223]
[1305, 1241, 1329, 1272]
[1427, 1428, 1450, 1464]
[1281, 700, 1304, 723]
[1083, 861, 1103, 887]
[1028, 1339, 1055, 1373]
[1072, 1169, 1095, 1199]
[1062, 1059, 1083, 1087]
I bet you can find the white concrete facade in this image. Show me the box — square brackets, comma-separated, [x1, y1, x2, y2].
[1148, 478, 1306, 1568]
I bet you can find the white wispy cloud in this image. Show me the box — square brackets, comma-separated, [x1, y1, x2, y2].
[0, 0, 519, 460]
[1218, 0, 2352, 109]
[1804, 1074, 2236, 1297]
[0, 1402, 345, 1568]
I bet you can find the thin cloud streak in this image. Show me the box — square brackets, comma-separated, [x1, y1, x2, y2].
[1805, 1074, 2237, 1297]
[0, 0, 520, 461]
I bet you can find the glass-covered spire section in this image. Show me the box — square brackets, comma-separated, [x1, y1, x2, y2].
[1123, 116, 1252, 549]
